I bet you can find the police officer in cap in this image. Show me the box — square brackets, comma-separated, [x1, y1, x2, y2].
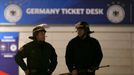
[15, 25, 57, 75]
[65, 21, 103, 75]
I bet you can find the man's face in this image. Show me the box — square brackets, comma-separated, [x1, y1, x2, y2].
[76, 28, 86, 37]
[36, 31, 46, 41]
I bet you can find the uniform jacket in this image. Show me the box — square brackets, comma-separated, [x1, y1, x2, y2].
[65, 36, 103, 72]
[15, 41, 57, 74]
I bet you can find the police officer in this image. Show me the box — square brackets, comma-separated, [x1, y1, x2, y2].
[65, 21, 103, 75]
[15, 25, 57, 75]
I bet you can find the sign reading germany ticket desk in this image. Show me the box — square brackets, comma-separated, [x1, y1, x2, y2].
[0, 0, 133, 25]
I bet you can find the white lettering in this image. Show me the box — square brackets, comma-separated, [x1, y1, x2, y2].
[61, 8, 85, 15]
[86, 8, 103, 15]
[26, 8, 60, 14]
[26, 8, 104, 15]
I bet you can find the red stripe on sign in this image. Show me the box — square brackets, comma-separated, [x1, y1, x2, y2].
[0, 70, 9, 75]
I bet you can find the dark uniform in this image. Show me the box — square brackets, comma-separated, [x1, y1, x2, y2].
[15, 26, 57, 75]
[15, 41, 57, 75]
[65, 22, 103, 75]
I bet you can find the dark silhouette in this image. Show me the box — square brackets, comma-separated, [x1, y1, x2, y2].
[15, 26, 57, 75]
[65, 21, 103, 75]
